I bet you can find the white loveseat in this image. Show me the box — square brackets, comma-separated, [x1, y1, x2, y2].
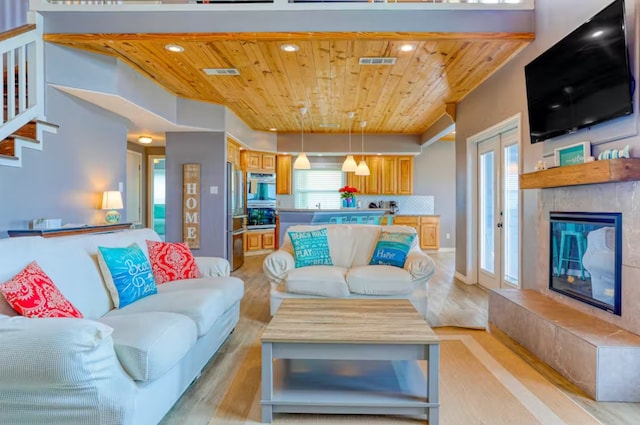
[263, 224, 435, 318]
[0, 228, 244, 425]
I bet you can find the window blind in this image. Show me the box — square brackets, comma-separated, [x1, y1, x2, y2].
[294, 169, 344, 209]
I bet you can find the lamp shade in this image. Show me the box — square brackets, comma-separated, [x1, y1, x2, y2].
[341, 155, 358, 172]
[293, 153, 311, 170]
[102, 191, 124, 210]
[355, 160, 370, 176]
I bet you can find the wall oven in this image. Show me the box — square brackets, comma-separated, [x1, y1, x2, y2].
[247, 172, 276, 203]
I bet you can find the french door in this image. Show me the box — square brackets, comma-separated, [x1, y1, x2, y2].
[477, 129, 519, 289]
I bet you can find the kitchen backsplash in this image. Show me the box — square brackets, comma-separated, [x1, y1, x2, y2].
[276, 195, 435, 215]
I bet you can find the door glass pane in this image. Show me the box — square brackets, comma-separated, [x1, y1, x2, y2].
[480, 151, 495, 273]
[503, 144, 519, 284]
[151, 157, 166, 240]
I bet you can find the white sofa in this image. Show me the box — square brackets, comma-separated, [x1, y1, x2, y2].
[263, 224, 435, 318]
[0, 228, 244, 425]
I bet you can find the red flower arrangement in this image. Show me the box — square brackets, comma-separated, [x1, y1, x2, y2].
[338, 185, 358, 199]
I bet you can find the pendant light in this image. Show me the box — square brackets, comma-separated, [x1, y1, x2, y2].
[293, 107, 311, 170]
[356, 120, 370, 176]
[342, 111, 357, 172]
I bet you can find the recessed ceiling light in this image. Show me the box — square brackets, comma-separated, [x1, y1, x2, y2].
[165, 44, 184, 53]
[281, 43, 299, 52]
[377, 153, 382, 156]
[138, 136, 153, 144]
[269, 128, 277, 131]
[400, 44, 416, 52]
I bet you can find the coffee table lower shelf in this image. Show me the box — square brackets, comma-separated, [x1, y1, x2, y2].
[262, 359, 436, 421]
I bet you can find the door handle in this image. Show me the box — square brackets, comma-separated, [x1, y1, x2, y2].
[497, 222, 503, 228]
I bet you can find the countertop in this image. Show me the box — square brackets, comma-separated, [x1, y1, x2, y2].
[277, 208, 389, 212]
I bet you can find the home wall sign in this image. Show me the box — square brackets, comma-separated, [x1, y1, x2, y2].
[183, 163, 200, 249]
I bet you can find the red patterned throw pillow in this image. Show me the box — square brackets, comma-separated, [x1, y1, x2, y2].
[0, 261, 83, 318]
[146, 240, 202, 284]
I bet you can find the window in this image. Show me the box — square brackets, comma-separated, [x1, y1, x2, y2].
[295, 169, 344, 209]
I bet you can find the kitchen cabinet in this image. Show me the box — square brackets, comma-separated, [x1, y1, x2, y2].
[276, 155, 292, 194]
[397, 156, 414, 195]
[226, 138, 241, 168]
[243, 150, 277, 172]
[346, 171, 366, 194]
[347, 156, 413, 195]
[365, 156, 382, 194]
[245, 229, 276, 252]
[388, 216, 420, 233]
[381, 156, 397, 194]
[420, 216, 440, 251]
[383, 215, 440, 251]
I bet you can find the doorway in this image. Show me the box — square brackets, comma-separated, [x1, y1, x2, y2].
[466, 114, 521, 289]
[126, 150, 142, 225]
[148, 155, 166, 240]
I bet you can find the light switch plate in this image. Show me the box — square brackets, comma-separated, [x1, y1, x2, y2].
[210, 186, 218, 194]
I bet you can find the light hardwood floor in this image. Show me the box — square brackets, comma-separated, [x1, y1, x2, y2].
[160, 252, 639, 425]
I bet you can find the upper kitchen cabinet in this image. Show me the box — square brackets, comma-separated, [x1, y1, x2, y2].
[365, 156, 382, 194]
[242, 150, 277, 172]
[226, 138, 241, 169]
[276, 154, 292, 195]
[397, 156, 414, 195]
[349, 156, 413, 195]
[381, 156, 397, 194]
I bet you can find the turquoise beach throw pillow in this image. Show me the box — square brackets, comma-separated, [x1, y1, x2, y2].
[288, 228, 333, 268]
[97, 243, 157, 308]
[369, 232, 416, 268]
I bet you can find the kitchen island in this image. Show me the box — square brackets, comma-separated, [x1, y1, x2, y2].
[277, 208, 388, 246]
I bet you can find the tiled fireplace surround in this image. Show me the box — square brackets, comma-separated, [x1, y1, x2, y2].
[489, 181, 640, 402]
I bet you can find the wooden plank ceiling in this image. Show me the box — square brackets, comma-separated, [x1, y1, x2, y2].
[45, 32, 532, 135]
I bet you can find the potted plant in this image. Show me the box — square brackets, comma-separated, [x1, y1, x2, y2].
[338, 185, 358, 208]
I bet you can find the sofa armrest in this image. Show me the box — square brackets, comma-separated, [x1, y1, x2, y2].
[404, 250, 436, 284]
[195, 256, 231, 277]
[0, 316, 136, 424]
[263, 249, 296, 287]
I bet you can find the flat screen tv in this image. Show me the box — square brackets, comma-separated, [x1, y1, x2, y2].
[525, 0, 633, 144]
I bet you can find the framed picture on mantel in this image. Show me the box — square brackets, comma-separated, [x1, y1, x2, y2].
[554, 141, 591, 167]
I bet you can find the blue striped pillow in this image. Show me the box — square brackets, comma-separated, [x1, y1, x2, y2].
[288, 228, 333, 268]
[369, 232, 416, 268]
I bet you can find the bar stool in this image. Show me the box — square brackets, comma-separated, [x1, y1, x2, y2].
[368, 216, 383, 225]
[558, 224, 587, 280]
[350, 216, 366, 224]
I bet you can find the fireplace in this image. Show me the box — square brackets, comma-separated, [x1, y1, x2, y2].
[549, 212, 622, 315]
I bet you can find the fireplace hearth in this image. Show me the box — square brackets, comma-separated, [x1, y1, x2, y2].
[549, 211, 622, 315]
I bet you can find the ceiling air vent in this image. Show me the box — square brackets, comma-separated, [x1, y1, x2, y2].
[359, 57, 397, 65]
[203, 68, 240, 76]
[319, 123, 340, 128]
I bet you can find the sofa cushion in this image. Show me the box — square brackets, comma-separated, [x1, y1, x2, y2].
[146, 240, 202, 284]
[369, 232, 416, 268]
[0, 261, 83, 318]
[104, 287, 225, 337]
[97, 312, 197, 382]
[286, 266, 350, 297]
[347, 265, 414, 295]
[97, 244, 158, 308]
[288, 228, 333, 268]
[156, 277, 244, 312]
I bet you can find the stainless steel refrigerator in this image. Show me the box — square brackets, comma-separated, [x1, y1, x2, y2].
[226, 162, 245, 271]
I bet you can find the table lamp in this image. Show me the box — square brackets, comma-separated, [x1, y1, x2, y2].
[102, 190, 124, 224]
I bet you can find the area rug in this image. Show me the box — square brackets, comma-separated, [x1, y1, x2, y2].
[209, 328, 602, 425]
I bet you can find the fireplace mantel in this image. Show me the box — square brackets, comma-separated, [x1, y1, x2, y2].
[520, 158, 640, 189]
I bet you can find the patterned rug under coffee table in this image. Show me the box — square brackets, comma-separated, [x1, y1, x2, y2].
[260, 299, 440, 424]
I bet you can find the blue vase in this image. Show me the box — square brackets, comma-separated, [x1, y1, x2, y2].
[347, 197, 355, 208]
[342, 198, 348, 208]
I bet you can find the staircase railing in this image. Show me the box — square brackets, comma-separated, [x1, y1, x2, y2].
[1, 24, 40, 143]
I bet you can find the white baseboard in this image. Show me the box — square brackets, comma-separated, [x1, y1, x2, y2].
[454, 271, 471, 285]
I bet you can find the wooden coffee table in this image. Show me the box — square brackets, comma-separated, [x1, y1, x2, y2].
[260, 299, 440, 424]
